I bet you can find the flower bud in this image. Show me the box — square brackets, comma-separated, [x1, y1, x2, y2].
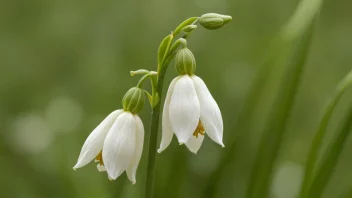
[175, 48, 196, 75]
[199, 13, 232, 30]
[182, 25, 197, 33]
[122, 87, 145, 114]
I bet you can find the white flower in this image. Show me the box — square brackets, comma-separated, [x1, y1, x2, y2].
[73, 110, 144, 184]
[158, 75, 224, 154]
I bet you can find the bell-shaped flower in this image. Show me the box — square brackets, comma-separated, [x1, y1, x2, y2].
[73, 87, 145, 183]
[158, 47, 224, 154]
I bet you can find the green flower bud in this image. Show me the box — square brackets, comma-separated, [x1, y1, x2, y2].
[182, 25, 197, 33]
[199, 13, 232, 30]
[122, 87, 145, 114]
[175, 48, 196, 75]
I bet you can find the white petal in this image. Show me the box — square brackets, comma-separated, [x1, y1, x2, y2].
[158, 77, 179, 153]
[73, 110, 123, 169]
[185, 135, 204, 154]
[192, 76, 224, 147]
[126, 115, 144, 184]
[169, 75, 200, 144]
[102, 112, 136, 180]
[97, 164, 106, 172]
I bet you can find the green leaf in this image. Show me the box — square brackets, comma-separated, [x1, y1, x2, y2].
[157, 34, 173, 68]
[173, 17, 199, 36]
[144, 90, 159, 108]
[152, 93, 159, 107]
[245, 17, 316, 198]
[300, 69, 352, 197]
[201, 36, 288, 198]
[304, 106, 352, 198]
[282, 0, 323, 40]
[145, 90, 153, 108]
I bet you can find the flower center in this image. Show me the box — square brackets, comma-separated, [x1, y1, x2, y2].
[95, 151, 104, 166]
[193, 121, 205, 138]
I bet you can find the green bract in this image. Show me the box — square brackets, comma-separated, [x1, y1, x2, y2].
[122, 87, 145, 114]
[199, 13, 232, 30]
[175, 48, 196, 75]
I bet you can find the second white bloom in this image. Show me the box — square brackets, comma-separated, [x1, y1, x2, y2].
[73, 110, 144, 184]
[158, 75, 224, 154]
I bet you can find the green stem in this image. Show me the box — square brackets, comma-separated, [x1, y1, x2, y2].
[144, 17, 199, 198]
[137, 74, 150, 88]
[143, 15, 216, 198]
[137, 72, 157, 88]
[144, 66, 167, 198]
[130, 69, 150, 76]
[169, 38, 187, 54]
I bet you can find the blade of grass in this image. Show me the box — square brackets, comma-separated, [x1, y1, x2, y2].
[245, 19, 315, 198]
[300, 70, 352, 197]
[203, 0, 322, 196]
[201, 36, 287, 198]
[304, 105, 352, 198]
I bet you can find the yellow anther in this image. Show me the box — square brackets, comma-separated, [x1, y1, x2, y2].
[193, 121, 205, 138]
[95, 151, 104, 166]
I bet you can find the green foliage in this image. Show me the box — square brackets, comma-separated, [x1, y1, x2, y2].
[157, 34, 173, 69]
[246, 19, 315, 198]
[300, 69, 352, 197]
[305, 106, 352, 198]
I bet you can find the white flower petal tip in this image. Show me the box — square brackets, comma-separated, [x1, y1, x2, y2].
[220, 143, 225, 148]
[185, 134, 204, 154]
[188, 149, 198, 155]
[73, 164, 81, 170]
[179, 141, 185, 145]
[157, 149, 163, 153]
[108, 176, 114, 181]
[131, 180, 136, 185]
[191, 76, 224, 150]
[97, 164, 106, 172]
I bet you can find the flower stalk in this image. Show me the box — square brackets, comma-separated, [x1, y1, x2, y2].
[144, 14, 230, 198]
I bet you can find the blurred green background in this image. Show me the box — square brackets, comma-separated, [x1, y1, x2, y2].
[1, 0, 352, 198]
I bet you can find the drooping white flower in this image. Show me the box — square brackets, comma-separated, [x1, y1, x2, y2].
[73, 86, 146, 183]
[158, 75, 224, 154]
[73, 110, 144, 183]
[158, 45, 223, 154]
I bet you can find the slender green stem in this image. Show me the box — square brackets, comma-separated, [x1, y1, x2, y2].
[137, 74, 151, 88]
[143, 15, 222, 198]
[144, 66, 167, 198]
[136, 72, 157, 88]
[144, 17, 199, 198]
[130, 69, 150, 76]
[169, 38, 187, 54]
